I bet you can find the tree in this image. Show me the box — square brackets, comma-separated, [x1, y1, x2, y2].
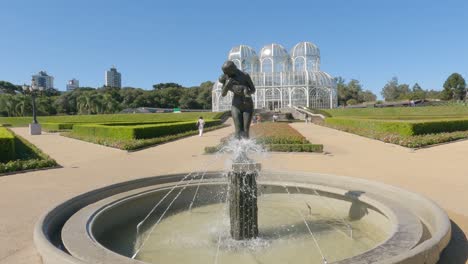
[381, 77, 411, 101]
[408, 83, 426, 100]
[359, 90, 377, 102]
[152, 82, 183, 90]
[0, 81, 20, 94]
[335, 77, 376, 105]
[442, 73, 466, 101]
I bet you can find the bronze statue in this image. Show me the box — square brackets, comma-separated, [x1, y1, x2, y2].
[219, 61, 255, 139]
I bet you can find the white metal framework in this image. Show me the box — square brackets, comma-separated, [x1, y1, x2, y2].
[212, 42, 337, 112]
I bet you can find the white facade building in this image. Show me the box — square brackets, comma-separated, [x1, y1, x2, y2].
[105, 66, 121, 88]
[32, 71, 54, 89]
[66, 79, 79, 91]
[212, 42, 337, 112]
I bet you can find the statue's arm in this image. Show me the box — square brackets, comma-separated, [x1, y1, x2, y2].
[245, 73, 256, 94]
[219, 74, 231, 97]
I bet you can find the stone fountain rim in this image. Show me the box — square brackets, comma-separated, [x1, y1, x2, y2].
[34, 171, 451, 264]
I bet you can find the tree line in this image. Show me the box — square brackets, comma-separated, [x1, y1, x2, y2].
[336, 72, 466, 106]
[380, 74, 466, 102]
[0, 81, 213, 117]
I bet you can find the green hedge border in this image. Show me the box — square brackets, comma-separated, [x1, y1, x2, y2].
[0, 127, 15, 162]
[0, 129, 58, 174]
[325, 117, 468, 136]
[72, 120, 221, 140]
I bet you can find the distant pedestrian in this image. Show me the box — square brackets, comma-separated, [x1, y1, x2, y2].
[305, 114, 309, 124]
[196, 116, 205, 136]
[273, 114, 278, 122]
[252, 115, 258, 124]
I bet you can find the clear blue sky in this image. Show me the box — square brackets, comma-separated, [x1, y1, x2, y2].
[1, 0, 467, 97]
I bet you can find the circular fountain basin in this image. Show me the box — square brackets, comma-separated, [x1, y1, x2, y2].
[34, 171, 451, 264]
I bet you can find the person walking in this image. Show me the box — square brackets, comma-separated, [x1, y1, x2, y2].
[196, 116, 205, 136]
[305, 114, 309, 124]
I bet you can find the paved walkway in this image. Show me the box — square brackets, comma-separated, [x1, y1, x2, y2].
[0, 123, 466, 263]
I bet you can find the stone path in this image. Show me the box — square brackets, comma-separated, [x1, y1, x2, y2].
[0, 122, 466, 263]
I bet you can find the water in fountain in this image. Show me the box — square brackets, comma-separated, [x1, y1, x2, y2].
[125, 138, 391, 263]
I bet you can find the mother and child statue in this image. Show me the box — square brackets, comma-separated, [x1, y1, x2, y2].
[219, 60, 260, 240]
[219, 60, 256, 140]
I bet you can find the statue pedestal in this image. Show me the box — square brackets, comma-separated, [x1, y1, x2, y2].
[228, 162, 261, 240]
[29, 123, 42, 135]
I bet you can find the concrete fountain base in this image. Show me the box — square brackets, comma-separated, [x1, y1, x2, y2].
[34, 171, 451, 264]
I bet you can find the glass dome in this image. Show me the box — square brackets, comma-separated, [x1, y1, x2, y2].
[259, 43, 291, 73]
[228, 45, 259, 73]
[291, 42, 321, 72]
[213, 42, 337, 111]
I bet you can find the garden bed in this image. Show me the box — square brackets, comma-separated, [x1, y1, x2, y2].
[205, 122, 323, 153]
[0, 128, 58, 174]
[324, 119, 468, 148]
[63, 124, 229, 151]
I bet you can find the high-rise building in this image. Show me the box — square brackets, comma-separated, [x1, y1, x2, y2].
[105, 66, 121, 88]
[66, 79, 79, 91]
[32, 71, 54, 89]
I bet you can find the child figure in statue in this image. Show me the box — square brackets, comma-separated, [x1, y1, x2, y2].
[219, 60, 256, 139]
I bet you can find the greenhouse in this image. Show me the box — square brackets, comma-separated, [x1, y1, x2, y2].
[212, 42, 337, 112]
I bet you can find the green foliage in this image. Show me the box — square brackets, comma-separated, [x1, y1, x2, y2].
[72, 120, 221, 140]
[305, 108, 332, 117]
[325, 118, 415, 136]
[0, 129, 57, 174]
[442, 73, 466, 101]
[42, 123, 75, 131]
[64, 124, 227, 151]
[346, 99, 358, 105]
[0, 80, 215, 117]
[326, 117, 468, 136]
[0, 81, 20, 94]
[324, 105, 468, 119]
[335, 77, 376, 106]
[266, 144, 323, 152]
[381, 77, 410, 101]
[152, 82, 183, 90]
[0, 128, 15, 162]
[0, 112, 223, 127]
[255, 136, 308, 145]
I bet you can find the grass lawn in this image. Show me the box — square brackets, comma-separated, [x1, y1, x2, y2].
[321, 106, 468, 148]
[0, 112, 224, 127]
[324, 105, 468, 120]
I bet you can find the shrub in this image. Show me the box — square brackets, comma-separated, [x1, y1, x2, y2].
[325, 117, 468, 136]
[0, 128, 15, 162]
[42, 123, 74, 131]
[72, 120, 221, 140]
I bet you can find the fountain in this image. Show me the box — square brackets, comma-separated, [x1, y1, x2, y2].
[33, 61, 451, 264]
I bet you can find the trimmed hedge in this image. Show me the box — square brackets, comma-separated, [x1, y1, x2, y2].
[72, 120, 221, 140]
[325, 117, 468, 136]
[266, 144, 323, 152]
[42, 123, 75, 131]
[0, 128, 15, 162]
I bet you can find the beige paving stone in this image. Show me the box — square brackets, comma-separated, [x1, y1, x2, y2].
[0, 122, 466, 264]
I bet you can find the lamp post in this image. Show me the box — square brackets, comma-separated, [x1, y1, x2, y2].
[22, 78, 44, 135]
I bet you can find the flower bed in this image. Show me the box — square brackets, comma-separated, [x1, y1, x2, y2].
[205, 122, 323, 153]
